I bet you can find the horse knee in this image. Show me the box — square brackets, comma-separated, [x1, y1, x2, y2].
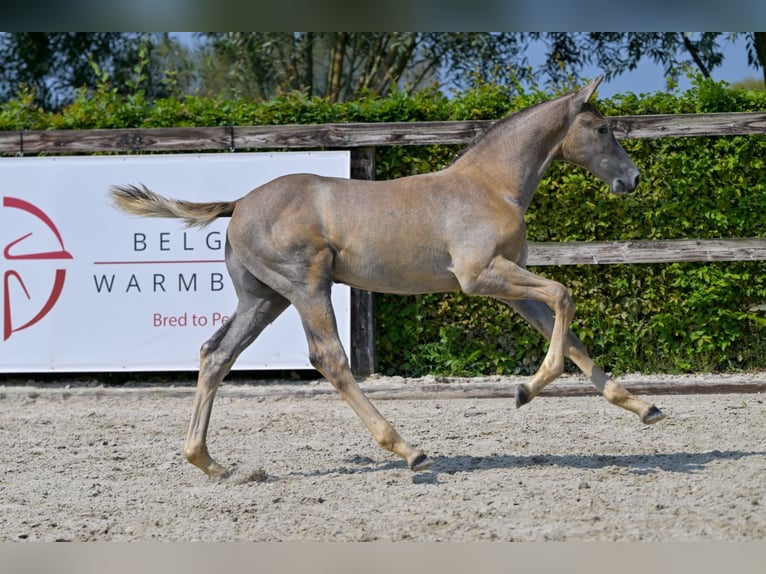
[549, 282, 575, 319]
[457, 275, 482, 296]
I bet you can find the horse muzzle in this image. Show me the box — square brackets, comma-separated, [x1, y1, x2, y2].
[610, 171, 641, 194]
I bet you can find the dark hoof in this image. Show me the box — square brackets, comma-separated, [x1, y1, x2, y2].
[210, 466, 233, 481]
[515, 384, 531, 408]
[641, 405, 666, 425]
[409, 453, 433, 472]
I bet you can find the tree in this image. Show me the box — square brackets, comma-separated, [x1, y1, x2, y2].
[532, 32, 766, 88]
[746, 32, 766, 85]
[139, 33, 201, 98]
[196, 32, 766, 101]
[1, 32, 764, 111]
[196, 32, 531, 102]
[0, 32, 196, 110]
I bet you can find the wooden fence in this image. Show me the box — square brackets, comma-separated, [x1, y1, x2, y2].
[2, 111, 765, 375]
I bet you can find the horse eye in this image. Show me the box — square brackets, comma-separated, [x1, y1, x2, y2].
[597, 125, 608, 135]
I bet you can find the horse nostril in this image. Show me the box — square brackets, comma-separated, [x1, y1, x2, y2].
[632, 173, 641, 189]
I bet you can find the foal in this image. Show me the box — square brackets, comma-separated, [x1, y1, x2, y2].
[111, 76, 664, 478]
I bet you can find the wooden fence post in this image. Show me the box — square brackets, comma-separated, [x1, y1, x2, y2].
[349, 147, 376, 377]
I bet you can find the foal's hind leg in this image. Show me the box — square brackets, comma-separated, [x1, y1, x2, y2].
[503, 298, 665, 424]
[293, 289, 432, 471]
[184, 256, 290, 478]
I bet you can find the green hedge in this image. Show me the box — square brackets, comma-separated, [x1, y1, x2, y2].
[375, 80, 766, 376]
[2, 76, 764, 376]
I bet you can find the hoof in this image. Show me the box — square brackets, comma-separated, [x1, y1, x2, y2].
[641, 405, 666, 425]
[515, 384, 531, 408]
[203, 461, 231, 480]
[408, 453, 433, 472]
[209, 468, 231, 481]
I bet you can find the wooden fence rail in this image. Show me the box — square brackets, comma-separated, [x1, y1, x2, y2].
[527, 239, 766, 266]
[1, 111, 764, 374]
[2, 111, 766, 155]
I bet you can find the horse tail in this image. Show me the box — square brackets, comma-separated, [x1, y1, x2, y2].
[109, 184, 237, 228]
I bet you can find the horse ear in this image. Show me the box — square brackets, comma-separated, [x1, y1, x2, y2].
[576, 76, 603, 104]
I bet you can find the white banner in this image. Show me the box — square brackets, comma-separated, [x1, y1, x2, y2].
[0, 152, 350, 372]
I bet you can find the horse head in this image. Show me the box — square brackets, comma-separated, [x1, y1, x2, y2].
[559, 76, 641, 194]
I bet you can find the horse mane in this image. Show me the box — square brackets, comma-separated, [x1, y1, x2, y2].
[451, 98, 553, 164]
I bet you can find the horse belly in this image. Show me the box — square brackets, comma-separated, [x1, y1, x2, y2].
[332, 248, 459, 295]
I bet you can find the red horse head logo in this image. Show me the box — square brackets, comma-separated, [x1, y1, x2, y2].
[3, 197, 73, 341]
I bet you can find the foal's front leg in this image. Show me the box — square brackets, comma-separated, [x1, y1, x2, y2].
[504, 298, 665, 424]
[456, 255, 575, 398]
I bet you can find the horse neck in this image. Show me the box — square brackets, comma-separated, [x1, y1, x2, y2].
[452, 97, 571, 211]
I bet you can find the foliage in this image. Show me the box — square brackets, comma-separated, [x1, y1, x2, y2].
[0, 75, 764, 376]
[3, 32, 766, 110]
[0, 33, 198, 111]
[197, 32, 534, 102]
[376, 76, 766, 376]
[528, 33, 766, 87]
[161, 32, 766, 101]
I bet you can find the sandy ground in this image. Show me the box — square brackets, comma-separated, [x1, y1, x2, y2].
[2, 373, 766, 542]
